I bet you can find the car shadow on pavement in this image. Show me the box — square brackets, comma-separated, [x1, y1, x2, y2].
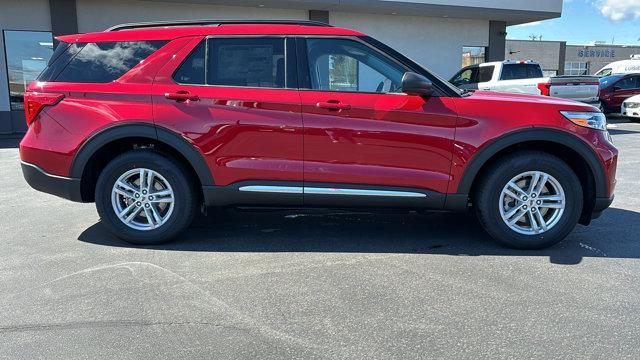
[78, 207, 640, 265]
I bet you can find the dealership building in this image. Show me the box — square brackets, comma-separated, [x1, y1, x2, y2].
[1, 0, 562, 136]
[505, 40, 640, 76]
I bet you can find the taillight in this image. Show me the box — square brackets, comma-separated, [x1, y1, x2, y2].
[23, 91, 64, 126]
[537, 83, 551, 96]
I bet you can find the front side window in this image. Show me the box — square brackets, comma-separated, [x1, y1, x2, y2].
[304, 38, 406, 93]
[52, 41, 167, 83]
[616, 76, 639, 90]
[3, 30, 54, 110]
[450, 68, 474, 86]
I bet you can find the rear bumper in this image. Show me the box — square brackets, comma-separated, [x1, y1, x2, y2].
[21, 161, 83, 202]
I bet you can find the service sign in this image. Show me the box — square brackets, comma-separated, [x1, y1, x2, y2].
[578, 49, 616, 58]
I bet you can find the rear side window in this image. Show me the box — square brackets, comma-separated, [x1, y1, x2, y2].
[209, 38, 286, 88]
[477, 66, 494, 82]
[40, 41, 166, 83]
[500, 64, 543, 80]
[173, 37, 293, 88]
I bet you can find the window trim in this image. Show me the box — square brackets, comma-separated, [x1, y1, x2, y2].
[171, 35, 298, 91]
[296, 35, 413, 96]
[169, 34, 457, 97]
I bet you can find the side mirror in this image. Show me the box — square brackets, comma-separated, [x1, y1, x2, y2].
[613, 86, 622, 92]
[402, 72, 434, 97]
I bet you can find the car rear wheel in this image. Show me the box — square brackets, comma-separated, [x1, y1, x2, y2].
[95, 150, 198, 245]
[475, 151, 583, 249]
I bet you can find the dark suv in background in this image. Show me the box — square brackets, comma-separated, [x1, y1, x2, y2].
[20, 20, 617, 249]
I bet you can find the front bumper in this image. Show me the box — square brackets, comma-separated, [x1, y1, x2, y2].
[622, 104, 640, 118]
[21, 161, 83, 202]
[589, 195, 615, 221]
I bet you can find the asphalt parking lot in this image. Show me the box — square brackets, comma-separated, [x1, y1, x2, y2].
[1, 117, 639, 359]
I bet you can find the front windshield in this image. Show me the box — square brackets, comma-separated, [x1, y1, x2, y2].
[595, 68, 613, 77]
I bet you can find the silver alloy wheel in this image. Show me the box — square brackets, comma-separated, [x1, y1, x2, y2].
[499, 171, 566, 235]
[111, 168, 175, 231]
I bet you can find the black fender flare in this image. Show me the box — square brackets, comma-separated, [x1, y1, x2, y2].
[70, 123, 214, 186]
[455, 128, 607, 197]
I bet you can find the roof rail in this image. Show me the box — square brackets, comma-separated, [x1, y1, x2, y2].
[105, 19, 331, 32]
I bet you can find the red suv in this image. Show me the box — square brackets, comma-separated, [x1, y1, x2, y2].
[599, 73, 640, 113]
[20, 20, 617, 249]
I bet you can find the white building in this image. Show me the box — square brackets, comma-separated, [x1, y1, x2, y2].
[0, 0, 562, 136]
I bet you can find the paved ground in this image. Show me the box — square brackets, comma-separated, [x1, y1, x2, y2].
[1, 118, 639, 359]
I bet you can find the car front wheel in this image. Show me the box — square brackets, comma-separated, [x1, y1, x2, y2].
[475, 151, 583, 249]
[95, 150, 198, 245]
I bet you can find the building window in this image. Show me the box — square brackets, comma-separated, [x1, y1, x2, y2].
[462, 47, 485, 68]
[564, 61, 588, 76]
[3, 30, 54, 111]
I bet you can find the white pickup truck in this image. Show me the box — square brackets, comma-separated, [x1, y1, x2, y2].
[450, 60, 601, 108]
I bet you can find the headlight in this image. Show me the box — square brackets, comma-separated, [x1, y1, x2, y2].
[560, 111, 607, 131]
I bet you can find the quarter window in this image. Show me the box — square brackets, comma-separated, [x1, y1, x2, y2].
[173, 40, 206, 85]
[53, 41, 167, 83]
[304, 38, 406, 93]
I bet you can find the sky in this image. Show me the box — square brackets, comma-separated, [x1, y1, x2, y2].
[507, 0, 640, 45]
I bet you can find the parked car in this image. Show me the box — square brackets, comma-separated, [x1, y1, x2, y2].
[594, 55, 640, 77]
[599, 73, 640, 113]
[449, 60, 601, 108]
[622, 94, 640, 120]
[20, 20, 617, 249]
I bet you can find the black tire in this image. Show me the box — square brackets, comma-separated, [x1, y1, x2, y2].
[475, 151, 583, 250]
[95, 149, 199, 245]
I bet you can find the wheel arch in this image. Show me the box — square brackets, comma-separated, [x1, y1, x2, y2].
[70, 123, 214, 202]
[452, 128, 607, 223]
